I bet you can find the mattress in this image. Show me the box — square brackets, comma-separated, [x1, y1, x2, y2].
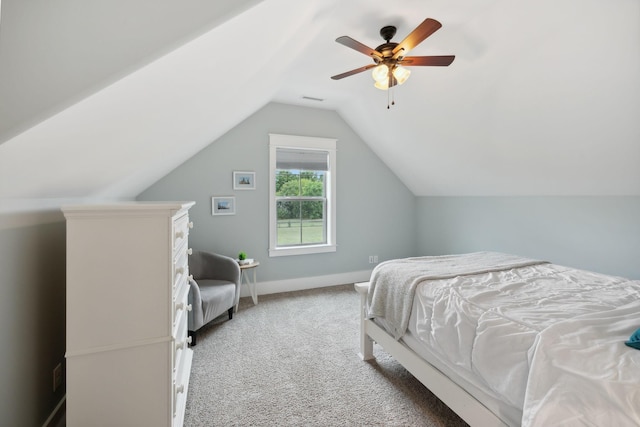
[369, 254, 640, 426]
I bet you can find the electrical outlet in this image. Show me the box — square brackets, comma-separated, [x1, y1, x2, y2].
[53, 363, 62, 392]
[369, 255, 379, 264]
[368, 256, 374, 263]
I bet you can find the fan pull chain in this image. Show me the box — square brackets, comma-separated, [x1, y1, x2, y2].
[387, 74, 391, 109]
[386, 86, 396, 109]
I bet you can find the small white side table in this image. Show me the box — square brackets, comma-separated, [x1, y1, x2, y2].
[235, 261, 260, 311]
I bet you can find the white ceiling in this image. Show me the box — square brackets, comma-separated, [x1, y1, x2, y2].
[1, 0, 639, 204]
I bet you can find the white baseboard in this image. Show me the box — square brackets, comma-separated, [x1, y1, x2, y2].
[239, 269, 372, 298]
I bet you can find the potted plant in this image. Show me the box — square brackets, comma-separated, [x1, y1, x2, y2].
[238, 251, 248, 265]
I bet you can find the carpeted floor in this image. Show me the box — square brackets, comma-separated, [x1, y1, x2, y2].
[184, 284, 469, 427]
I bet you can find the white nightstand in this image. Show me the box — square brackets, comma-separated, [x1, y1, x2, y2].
[235, 261, 260, 311]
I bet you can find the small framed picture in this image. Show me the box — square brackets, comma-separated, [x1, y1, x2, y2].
[212, 196, 236, 215]
[233, 171, 256, 190]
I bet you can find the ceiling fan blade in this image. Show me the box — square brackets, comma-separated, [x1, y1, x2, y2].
[392, 18, 442, 57]
[336, 36, 383, 59]
[331, 64, 376, 80]
[401, 55, 455, 66]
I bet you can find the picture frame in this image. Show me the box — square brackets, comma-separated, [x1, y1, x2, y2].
[233, 171, 256, 190]
[212, 196, 236, 216]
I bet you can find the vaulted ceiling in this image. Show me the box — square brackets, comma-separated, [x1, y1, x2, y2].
[1, 0, 639, 205]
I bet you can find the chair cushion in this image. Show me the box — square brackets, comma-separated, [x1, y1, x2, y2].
[197, 279, 236, 324]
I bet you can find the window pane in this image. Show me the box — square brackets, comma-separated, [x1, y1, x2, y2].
[301, 200, 326, 244]
[276, 170, 300, 196]
[276, 170, 325, 198]
[300, 171, 325, 197]
[276, 200, 299, 246]
[276, 200, 326, 246]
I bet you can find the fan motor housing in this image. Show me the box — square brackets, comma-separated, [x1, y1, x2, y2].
[379, 25, 397, 42]
[375, 26, 399, 61]
[374, 42, 399, 59]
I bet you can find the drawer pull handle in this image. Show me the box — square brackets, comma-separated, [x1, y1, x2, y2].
[188, 222, 194, 229]
[187, 336, 193, 345]
[176, 341, 185, 350]
[175, 231, 184, 239]
[176, 301, 191, 311]
[175, 266, 184, 275]
[187, 248, 193, 255]
[188, 274, 193, 282]
[176, 384, 185, 394]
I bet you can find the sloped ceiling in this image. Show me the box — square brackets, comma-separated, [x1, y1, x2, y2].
[1, 0, 639, 206]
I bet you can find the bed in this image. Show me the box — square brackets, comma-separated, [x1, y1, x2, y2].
[355, 252, 640, 427]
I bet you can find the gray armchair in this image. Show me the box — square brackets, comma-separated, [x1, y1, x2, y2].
[188, 250, 241, 345]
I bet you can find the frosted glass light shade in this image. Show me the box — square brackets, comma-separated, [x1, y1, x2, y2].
[392, 66, 411, 85]
[371, 64, 389, 83]
[373, 65, 410, 90]
[374, 76, 398, 90]
[374, 80, 388, 90]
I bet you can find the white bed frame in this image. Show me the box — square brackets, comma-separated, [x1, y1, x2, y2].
[355, 282, 508, 427]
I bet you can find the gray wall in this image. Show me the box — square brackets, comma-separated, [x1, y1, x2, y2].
[0, 213, 66, 426]
[137, 102, 418, 283]
[417, 196, 640, 279]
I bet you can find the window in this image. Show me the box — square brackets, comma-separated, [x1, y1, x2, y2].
[269, 134, 336, 257]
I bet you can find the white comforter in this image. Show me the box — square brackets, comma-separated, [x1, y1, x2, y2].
[367, 252, 546, 339]
[372, 254, 640, 426]
[522, 299, 640, 426]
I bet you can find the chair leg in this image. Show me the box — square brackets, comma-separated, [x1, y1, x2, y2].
[189, 330, 196, 346]
[228, 307, 233, 320]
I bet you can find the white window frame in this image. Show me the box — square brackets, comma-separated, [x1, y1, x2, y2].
[269, 133, 337, 257]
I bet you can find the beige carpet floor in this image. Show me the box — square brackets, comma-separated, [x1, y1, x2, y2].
[184, 284, 469, 426]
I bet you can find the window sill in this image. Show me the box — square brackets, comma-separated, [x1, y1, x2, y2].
[269, 244, 336, 257]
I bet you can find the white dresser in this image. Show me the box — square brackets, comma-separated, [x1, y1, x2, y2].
[63, 202, 195, 427]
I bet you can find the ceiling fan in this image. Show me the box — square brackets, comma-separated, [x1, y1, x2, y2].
[331, 18, 454, 96]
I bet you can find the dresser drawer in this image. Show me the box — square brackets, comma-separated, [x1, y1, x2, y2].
[173, 214, 192, 252]
[173, 347, 193, 424]
[172, 348, 193, 420]
[173, 380, 184, 420]
[173, 247, 189, 295]
[173, 309, 189, 373]
[173, 281, 189, 338]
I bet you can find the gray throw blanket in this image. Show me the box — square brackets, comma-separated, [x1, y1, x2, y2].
[366, 252, 547, 339]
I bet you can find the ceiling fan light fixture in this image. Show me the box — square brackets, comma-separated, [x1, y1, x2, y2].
[372, 64, 410, 90]
[332, 18, 454, 103]
[373, 76, 398, 90]
[392, 66, 411, 85]
[373, 80, 388, 90]
[371, 64, 389, 83]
